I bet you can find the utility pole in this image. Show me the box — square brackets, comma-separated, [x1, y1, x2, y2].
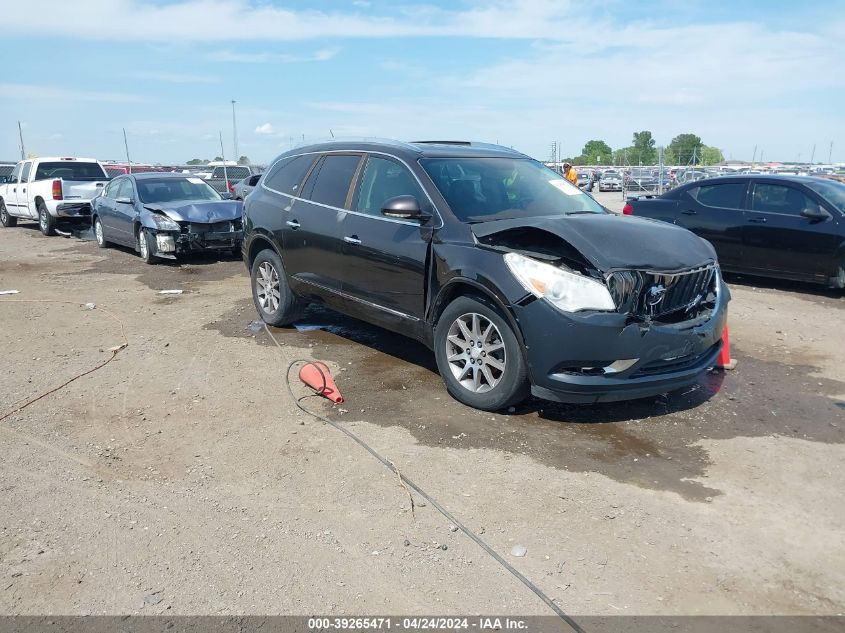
[231, 100, 239, 162]
[829, 141, 834, 164]
[751, 145, 757, 165]
[219, 131, 229, 190]
[17, 121, 26, 160]
[123, 128, 132, 173]
[810, 144, 816, 164]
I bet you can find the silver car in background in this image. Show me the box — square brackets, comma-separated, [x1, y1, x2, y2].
[232, 173, 262, 201]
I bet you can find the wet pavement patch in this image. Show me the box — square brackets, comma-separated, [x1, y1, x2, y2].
[207, 300, 844, 500]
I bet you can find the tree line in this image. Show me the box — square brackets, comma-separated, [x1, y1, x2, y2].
[186, 156, 251, 165]
[565, 132, 724, 166]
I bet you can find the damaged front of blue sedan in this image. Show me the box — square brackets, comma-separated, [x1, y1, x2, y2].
[91, 172, 243, 264]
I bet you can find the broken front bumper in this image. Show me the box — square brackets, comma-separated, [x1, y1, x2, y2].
[511, 282, 729, 404]
[148, 224, 243, 259]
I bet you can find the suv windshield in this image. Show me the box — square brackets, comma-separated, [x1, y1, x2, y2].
[34, 161, 107, 181]
[137, 177, 222, 204]
[420, 157, 605, 222]
[805, 179, 845, 212]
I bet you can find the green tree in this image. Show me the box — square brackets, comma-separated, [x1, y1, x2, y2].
[580, 140, 613, 164]
[700, 145, 725, 166]
[186, 158, 209, 165]
[213, 156, 224, 162]
[237, 155, 251, 165]
[631, 131, 657, 164]
[668, 133, 703, 164]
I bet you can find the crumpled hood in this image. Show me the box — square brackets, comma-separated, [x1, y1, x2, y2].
[144, 200, 242, 224]
[471, 213, 717, 273]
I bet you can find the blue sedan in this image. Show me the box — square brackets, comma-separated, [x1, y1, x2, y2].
[91, 173, 243, 264]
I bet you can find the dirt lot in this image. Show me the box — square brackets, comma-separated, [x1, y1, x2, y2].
[0, 217, 843, 617]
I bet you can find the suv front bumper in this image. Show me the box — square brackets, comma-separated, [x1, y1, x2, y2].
[511, 284, 729, 404]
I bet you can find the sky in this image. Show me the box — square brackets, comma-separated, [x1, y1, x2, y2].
[1, 0, 843, 165]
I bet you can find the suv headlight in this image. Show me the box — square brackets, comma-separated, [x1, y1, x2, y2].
[504, 252, 616, 312]
[149, 213, 180, 231]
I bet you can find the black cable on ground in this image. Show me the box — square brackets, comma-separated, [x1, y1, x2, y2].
[265, 324, 584, 633]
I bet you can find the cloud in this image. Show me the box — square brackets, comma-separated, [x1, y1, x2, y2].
[254, 123, 275, 135]
[136, 71, 219, 84]
[0, 83, 145, 103]
[208, 48, 338, 64]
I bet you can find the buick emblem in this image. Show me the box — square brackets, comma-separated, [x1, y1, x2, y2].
[646, 284, 667, 307]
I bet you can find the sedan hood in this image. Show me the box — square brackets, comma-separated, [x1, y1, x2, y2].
[471, 213, 716, 273]
[143, 200, 242, 224]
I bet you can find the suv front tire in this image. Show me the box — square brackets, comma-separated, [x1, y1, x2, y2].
[434, 295, 529, 411]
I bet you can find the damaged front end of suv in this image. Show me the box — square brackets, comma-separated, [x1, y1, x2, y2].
[468, 213, 729, 404]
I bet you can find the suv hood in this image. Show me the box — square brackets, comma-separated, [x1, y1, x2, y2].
[143, 200, 241, 224]
[471, 213, 716, 273]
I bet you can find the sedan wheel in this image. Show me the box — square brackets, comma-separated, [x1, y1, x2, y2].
[445, 312, 506, 393]
[94, 218, 107, 248]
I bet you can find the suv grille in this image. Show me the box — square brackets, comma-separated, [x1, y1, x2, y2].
[607, 264, 718, 322]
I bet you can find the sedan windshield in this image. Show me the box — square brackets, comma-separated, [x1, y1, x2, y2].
[419, 157, 605, 222]
[137, 177, 222, 204]
[805, 178, 845, 213]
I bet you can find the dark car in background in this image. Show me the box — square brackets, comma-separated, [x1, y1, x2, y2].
[91, 173, 243, 264]
[242, 140, 728, 411]
[625, 175, 845, 288]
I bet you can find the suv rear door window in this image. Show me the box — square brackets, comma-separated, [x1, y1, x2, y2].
[264, 155, 315, 196]
[303, 154, 362, 209]
[20, 162, 32, 183]
[691, 182, 746, 209]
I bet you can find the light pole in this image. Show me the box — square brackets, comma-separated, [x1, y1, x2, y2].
[231, 100, 239, 163]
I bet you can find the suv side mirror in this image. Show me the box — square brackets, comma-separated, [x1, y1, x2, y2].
[221, 192, 234, 200]
[381, 195, 429, 221]
[116, 197, 134, 205]
[800, 205, 831, 222]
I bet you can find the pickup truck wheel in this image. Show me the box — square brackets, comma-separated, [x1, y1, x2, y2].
[38, 202, 56, 236]
[434, 295, 529, 411]
[93, 217, 108, 248]
[137, 228, 159, 264]
[0, 201, 16, 227]
[250, 248, 304, 327]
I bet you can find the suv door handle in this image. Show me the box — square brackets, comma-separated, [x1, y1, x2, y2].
[286, 219, 300, 229]
[343, 235, 361, 245]
[748, 216, 767, 223]
[681, 209, 697, 215]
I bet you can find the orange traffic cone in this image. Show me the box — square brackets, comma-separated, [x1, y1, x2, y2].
[299, 361, 344, 403]
[714, 326, 737, 370]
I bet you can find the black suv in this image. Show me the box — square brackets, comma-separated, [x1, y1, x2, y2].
[243, 141, 729, 411]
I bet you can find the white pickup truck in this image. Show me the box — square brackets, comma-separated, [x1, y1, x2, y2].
[0, 157, 109, 235]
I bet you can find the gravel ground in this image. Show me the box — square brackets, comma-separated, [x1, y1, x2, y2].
[0, 220, 842, 616]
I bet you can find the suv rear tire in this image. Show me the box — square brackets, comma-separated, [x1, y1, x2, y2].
[250, 248, 305, 327]
[0, 200, 16, 227]
[434, 295, 529, 411]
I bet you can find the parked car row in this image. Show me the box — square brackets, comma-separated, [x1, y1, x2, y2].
[0, 157, 249, 264]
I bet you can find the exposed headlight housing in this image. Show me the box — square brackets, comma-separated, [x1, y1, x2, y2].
[504, 252, 616, 312]
[149, 213, 180, 231]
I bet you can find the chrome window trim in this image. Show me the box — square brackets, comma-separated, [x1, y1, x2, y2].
[260, 149, 444, 229]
